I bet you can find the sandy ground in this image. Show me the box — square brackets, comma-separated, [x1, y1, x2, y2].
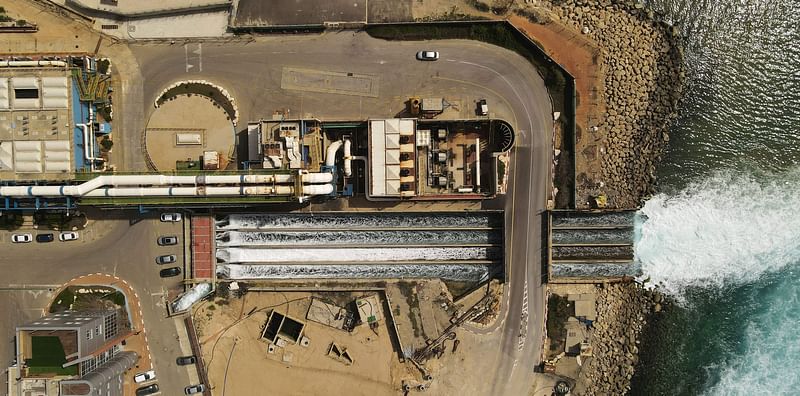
[195, 291, 405, 396]
[145, 94, 234, 170]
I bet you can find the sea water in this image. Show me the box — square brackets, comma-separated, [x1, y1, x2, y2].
[631, 0, 800, 394]
[631, 170, 800, 395]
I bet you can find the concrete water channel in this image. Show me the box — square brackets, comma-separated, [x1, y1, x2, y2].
[214, 212, 504, 281]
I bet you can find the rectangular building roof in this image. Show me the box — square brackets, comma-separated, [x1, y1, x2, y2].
[369, 119, 415, 198]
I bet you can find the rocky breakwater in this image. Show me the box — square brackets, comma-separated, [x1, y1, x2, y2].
[573, 282, 663, 395]
[542, 0, 686, 208]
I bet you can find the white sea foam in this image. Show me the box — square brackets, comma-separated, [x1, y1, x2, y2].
[636, 169, 800, 294]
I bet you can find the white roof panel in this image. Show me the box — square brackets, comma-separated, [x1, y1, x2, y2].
[0, 142, 13, 170]
[42, 98, 67, 109]
[14, 141, 42, 152]
[41, 77, 68, 88]
[45, 150, 71, 162]
[371, 120, 384, 135]
[44, 140, 70, 151]
[386, 118, 399, 134]
[385, 133, 400, 149]
[14, 161, 42, 173]
[13, 98, 39, 110]
[11, 77, 38, 89]
[14, 151, 40, 162]
[399, 119, 414, 135]
[45, 160, 70, 172]
[385, 149, 400, 165]
[42, 77, 69, 108]
[386, 180, 400, 195]
[0, 78, 9, 110]
[386, 165, 400, 180]
[370, 120, 386, 196]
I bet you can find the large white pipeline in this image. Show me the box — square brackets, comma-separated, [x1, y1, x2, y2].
[0, 173, 323, 197]
[83, 184, 333, 197]
[303, 172, 333, 184]
[325, 140, 343, 167]
[0, 60, 68, 68]
[343, 139, 352, 177]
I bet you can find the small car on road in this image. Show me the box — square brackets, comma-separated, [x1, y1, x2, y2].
[160, 213, 182, 222]
[416, 50, 439, 61]
[156, 254, 177, 265]
[157, 235, 178, 246]
[133, 370, 156, 384]
[35, 233, 54, 243]
[176, 355, 196, 366]
[159, 267, 181, 278]
[11, 233, 32, 243]
[185, 384, 206, 395]
[135, 383, 159, 396]
[59, 232, 79, 241]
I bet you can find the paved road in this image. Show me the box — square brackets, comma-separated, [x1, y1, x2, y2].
[125, 32, 553, 394]
[0, 215, 193, 396]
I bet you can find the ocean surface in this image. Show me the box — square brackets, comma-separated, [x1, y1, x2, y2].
[630, 0, 800, 395]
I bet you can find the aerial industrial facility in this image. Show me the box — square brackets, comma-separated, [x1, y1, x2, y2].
[0, 61, 514, 210]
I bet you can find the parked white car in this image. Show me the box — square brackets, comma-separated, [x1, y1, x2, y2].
[59, 232, 79, 241]
[160, 213, 182, 222]
[416, 50, 439, 61]
[11, 233, 32, 243]
[133, 370, 156, 384]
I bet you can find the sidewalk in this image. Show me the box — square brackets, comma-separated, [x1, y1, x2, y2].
[56, 273, 153, 373]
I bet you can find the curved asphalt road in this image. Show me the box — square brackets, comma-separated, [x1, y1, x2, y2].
[127, 32, 553, 395]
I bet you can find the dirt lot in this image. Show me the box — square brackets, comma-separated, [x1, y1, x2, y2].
[195, 291, 407, 396]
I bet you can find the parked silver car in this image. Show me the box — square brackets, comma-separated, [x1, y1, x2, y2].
[156, 254, 177, 265]
[416, 50, 439, 61]
[11, 233, 32, 243]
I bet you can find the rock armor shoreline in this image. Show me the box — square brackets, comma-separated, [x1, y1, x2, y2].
[534, 0, 686, 208]
[572, 282, 665, 395]
[513, 1, 685, 393]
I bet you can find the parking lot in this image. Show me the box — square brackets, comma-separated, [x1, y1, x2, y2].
[0, 211, 195, 396]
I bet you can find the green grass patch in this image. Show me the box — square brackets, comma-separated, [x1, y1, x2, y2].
[26, 337, 77, 376]
[50, 286, 126, 313]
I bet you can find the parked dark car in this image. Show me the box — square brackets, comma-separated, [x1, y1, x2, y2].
[158, 235, 178, 246]
[156, 254, 177, 265]
[35, 233, 54, 243]
[159, 267, 181, 278]
[135, 384, 159, 396]
[176, 355, 196, 366]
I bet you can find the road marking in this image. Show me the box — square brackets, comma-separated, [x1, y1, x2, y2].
[184, 43, 202, 73]
[432, 74, 519, 129]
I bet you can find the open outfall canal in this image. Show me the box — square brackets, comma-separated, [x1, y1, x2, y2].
[215, 212, 505, 282]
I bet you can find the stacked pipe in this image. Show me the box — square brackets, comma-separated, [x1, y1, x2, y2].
[0, 172, 334, 198]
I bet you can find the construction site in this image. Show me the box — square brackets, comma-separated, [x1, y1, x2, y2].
[191, 279, 503, 395]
